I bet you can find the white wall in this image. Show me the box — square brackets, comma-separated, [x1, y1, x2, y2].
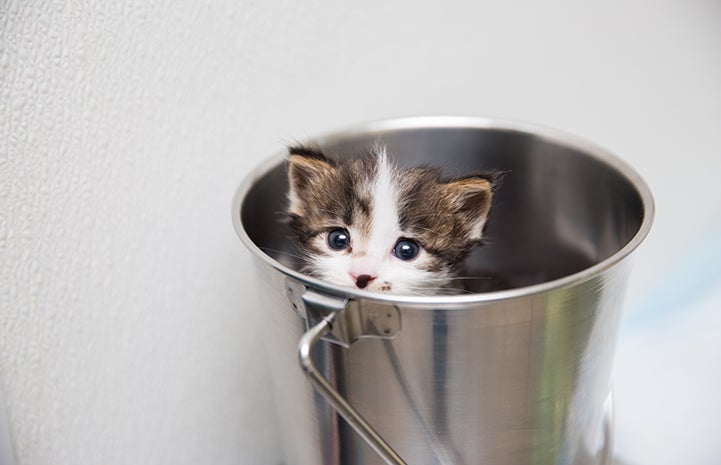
[1, 1, 720, 464]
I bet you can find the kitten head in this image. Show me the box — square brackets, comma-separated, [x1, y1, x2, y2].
[286, 145, 500, 294]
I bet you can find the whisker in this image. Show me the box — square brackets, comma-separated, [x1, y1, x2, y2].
[404, 287, 475, 295]
[446, 276, 492, 281]
[259, 247, 306, 261]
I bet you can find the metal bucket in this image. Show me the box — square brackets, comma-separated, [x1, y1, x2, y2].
[232, 116, 654, 465]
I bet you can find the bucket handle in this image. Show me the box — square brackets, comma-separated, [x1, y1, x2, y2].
[299, 314, 407, 465]
[294, 286, 407, 465]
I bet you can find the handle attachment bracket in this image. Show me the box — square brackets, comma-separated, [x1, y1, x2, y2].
[287, 280, 401, 347]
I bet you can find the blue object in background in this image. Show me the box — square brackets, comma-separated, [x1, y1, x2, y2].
[626, 217, 721, 330]
[613, 216, 721, 465]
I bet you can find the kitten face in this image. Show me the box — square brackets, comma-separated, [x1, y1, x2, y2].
[286, 145, 498, 295]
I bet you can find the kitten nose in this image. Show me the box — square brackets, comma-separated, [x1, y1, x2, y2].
[353, 274, 376, 289]
[350, 255, 378, 288]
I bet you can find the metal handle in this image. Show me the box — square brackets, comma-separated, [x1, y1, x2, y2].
[298, 313, 408, 465]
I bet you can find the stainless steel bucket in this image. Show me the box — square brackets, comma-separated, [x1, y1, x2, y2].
[232, 116, 654, 465]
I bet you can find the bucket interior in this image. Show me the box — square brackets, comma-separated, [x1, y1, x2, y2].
[240, 123, 647, 292]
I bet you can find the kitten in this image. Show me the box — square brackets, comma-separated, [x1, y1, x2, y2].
[286, 145, 501, 295]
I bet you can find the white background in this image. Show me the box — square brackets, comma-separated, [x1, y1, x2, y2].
[1, 1, 720, 464]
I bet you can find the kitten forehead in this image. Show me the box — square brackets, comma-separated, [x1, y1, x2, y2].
[367, 147, 400, 257]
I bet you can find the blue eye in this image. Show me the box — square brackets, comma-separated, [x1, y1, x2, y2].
[327, 229, 351, 250]
[393, 239, 420, 261]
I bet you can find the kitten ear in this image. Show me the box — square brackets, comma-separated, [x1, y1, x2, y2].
[443, 173, 500, 241]
[287, 145, 335, 215]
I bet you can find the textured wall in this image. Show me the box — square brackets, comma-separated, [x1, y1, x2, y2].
[1, 1, 720, 464]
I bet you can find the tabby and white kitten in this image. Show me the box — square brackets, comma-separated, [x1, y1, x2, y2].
[286, 145, 500, 295]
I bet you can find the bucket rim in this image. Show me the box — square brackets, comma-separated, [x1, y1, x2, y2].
[232, 115, 655, 305]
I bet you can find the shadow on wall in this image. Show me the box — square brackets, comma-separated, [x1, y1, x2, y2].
[0, 387, 15, 465]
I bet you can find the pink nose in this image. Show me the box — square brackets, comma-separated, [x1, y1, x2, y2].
[352, 274, 376, 289]
[350, 255, 378, 288]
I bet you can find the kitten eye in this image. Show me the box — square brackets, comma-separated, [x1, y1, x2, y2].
[327, 228, 351, 250]
[393, 239, 420, 261]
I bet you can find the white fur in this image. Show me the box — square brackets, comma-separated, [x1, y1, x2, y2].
[287, 189, 302, 216]
[368, 147, 400, 258]
[469, 216, 487, 241]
